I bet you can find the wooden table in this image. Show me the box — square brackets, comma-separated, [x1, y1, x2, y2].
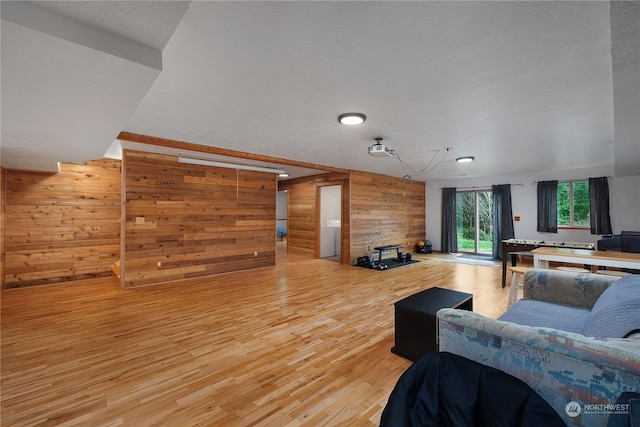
[532, 247, 640, 272]
[501, 239, 595, 287]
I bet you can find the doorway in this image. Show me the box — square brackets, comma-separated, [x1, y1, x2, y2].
[319, 185, 341, 261]
[456, 190, 493, 255]
[276, 190, 288, 256]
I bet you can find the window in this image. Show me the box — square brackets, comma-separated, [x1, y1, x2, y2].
[456, 190, 493, 254]
[557, 180, 590, 227]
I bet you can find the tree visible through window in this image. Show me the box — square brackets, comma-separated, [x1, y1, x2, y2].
[557, 181, 590, 227]
[456, 190, 493, 253]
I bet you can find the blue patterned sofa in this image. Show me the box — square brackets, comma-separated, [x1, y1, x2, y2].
[438, 269, 640, 426]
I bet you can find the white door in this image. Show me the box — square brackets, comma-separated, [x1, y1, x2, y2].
[320, 185, 341, 259]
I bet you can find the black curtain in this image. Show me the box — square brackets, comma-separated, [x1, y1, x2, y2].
[589, 177, 613, 235]
[441, 188, 458, 253]
[492, 184, 515, 259]
[537, 180, 558, 233]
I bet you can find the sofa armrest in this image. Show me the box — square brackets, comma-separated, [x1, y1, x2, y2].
[523, 268, 619, 309]
[437, 308, 640, 369]
[437, 308, 640, 427]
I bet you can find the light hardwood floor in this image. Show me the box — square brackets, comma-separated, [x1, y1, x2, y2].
[1, 247, 508, 426]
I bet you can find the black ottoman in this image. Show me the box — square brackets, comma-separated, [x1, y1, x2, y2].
[391, 287, 472, 361]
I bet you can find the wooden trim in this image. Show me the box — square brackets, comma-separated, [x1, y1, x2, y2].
[342, 174, 351, 265]
[315, 186, 321, 258]
[280, 173, 350, 186]
[117, 131, 349, 174]
[279, 173, 350, 262]
[119, 151, 127, 289]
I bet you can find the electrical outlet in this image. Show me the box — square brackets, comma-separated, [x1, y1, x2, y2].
[157, 261, 162, 267]
[254, 251, 258, 257]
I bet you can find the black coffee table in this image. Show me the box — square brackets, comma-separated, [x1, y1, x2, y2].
[391, 287, 473, 361]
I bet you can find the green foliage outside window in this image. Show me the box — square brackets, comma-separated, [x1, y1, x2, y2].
[557, 183, 569, 225]
[558, 181, 590, 227]
[456, 191, 493, 253]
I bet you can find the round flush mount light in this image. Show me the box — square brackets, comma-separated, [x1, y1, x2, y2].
[338, 112, 366, 125]
[456, 156, 475, 163]
[278, 172, 289, 178]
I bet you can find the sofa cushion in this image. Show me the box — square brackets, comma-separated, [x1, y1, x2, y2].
[582, 274, 640, 339]
[498, 299, 590, 333]
[524, 269, 618, 309]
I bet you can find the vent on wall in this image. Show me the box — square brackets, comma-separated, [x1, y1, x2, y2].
[157, 181, 178, 185]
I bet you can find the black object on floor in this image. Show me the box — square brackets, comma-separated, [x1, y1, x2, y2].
[391, 287, 472, 361]
[380, 352, 566, 427]
[353, 259, 419, 270]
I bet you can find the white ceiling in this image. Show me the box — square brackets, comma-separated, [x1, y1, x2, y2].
[2, 1, 638, 181]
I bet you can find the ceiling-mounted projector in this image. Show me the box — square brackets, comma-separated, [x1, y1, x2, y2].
[368, 138, 394, 157]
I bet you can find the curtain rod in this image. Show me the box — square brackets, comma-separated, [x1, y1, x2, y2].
[439, 183, 524, 190]
[531, 176, 614, 185]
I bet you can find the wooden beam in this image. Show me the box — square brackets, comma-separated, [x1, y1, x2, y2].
[117, 131, 349, 174]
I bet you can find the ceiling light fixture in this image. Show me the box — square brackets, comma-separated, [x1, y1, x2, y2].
[456, 156, 475, 163]
[338, 112, 366, 125]
[278, 172, 289, 178]
[178, 156, 285, 174]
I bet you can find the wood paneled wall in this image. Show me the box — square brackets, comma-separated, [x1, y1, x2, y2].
[1, 148, 425, 288]
[122, 150, 277, 288]
[1, 167, 5, 290]
[3, 160, 121, 288]
[350, 171, 425, 261]
[278, 173, 350, 262]
[279, 171, 425, 264]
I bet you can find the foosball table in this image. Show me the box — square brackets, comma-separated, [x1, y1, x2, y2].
[501, 239, 595, 288]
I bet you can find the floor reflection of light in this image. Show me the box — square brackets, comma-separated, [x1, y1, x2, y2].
[279, 280, 288, 306]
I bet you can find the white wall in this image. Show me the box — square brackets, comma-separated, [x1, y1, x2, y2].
[425, 166, 640, 251]
[320, 185, 341, 257]
[320, 185, 341, 224]
[276, 190, 288, 220]
[276, 190, 288, 232]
